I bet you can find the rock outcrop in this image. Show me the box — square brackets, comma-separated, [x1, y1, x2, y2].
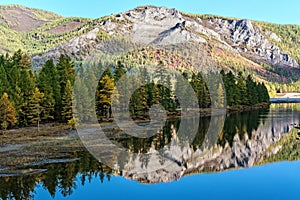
[210, 18, 299, 68]
[31, 6, 299, 71]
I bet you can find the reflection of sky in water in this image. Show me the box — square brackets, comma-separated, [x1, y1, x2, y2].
[2, 103, 300, 199]
[35, 160, 300, 200]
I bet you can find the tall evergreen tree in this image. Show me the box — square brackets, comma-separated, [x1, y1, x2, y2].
[0, 93, 17, 130]
[114, 61, 126, 83]
[38, 59, 61, 121]
[236, 72, 248, 105]
[56, 55, 76, 120]
[26, 88, 44, 127]
[246, 75, 259, 105]
[18, 70, 36, 126]
[96, 73, 115, 119]
[0, 65, 8, 97]
[216, 83, 225, 108]
[61, 80, 73, 123]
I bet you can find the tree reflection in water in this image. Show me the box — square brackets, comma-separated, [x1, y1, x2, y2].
[1, 104, 299, 199]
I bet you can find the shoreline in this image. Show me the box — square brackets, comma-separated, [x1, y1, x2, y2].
[0, 102, 271, 138]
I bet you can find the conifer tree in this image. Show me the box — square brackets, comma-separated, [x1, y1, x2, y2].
[114, 61, 126, 83]
[18, 70, 36, 125]
[56, 55, 76, 120]
[61, 80, 73, 123]
[96, 74, 115, 119]
[236, 72, 248, 105]
[0, 65, 8, 97]
[38, 59, 61, 121]
[216, 83, 225, 108]
[246, 75, 258, 105]
[26, 88, 44, 127]
[0, 93, 17, 130]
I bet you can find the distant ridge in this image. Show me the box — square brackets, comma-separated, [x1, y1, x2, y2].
[0, 4, 299, 87]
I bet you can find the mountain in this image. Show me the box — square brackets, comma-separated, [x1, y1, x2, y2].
[0, 4, 90, 55]
[0, 4, 62, 32]
[0, 5, 299, 85]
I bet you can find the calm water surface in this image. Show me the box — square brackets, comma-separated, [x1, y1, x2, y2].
[1, 103, 300, 200]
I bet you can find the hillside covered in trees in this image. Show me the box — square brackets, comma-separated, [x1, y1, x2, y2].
[0, 50, 269, 130]
[0, 5, 298, 97]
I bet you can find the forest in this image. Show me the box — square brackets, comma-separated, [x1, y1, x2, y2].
[0, 50, 270, 130]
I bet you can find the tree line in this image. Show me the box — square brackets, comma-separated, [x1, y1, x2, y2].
[0, 50, 76, 129]
[0, 50, 270, 130]
[93, 63, 269, 121]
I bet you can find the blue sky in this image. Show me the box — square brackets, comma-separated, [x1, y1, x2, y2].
[0, 0, 299, 25]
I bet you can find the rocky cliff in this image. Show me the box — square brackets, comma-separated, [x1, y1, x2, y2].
[0, 5, 299, 82]
[24, 6, 299, 83]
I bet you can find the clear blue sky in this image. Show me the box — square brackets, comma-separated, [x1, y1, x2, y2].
[0, 0, 299, 25]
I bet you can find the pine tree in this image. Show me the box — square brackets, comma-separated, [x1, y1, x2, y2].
[132, 85, 148, 118]
[114, 61, 126, 83]
[96, 74, 115, 119]
[0, 93, 17, 130]
[73, 78, 93, 123]
[0, 64, 8, 97]
[261, 83, 270, 102]
[57, 55, 76, 119]
[246, 75, 259, 105]
[190, 72, 211, 108]
[216, 83, 225, 108]
[223, 71, 238, 107]
[18, 70, 36, 126]
[61, 80, 73, 123]
[236, 72, 248, 105]
[57, 55, 76, 90]
[19, 53, 32, 70]
[38, 59, 61, 121]
[26, 88, 44, 128]
[147, 82, 161, 106]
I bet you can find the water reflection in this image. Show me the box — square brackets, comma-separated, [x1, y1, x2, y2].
[0, 152, 112, 200]
[0, 103, 300, 199]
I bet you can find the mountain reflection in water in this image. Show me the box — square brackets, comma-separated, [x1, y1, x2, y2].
[0, 103, 300, 200]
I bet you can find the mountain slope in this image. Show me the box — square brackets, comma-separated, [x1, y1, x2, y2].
[0, 5, 299, 85]
[0, 4, 92, 55]
[0, 4, 62, 32]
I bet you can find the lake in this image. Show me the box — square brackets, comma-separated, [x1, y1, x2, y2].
[1, 103, 300, 200]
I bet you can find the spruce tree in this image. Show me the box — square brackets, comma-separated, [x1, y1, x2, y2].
[38, 59, 61, 121]
[236, 72, 248, 105]
[114, 61, 126, 83]
[0, 64, 8, 97]
[18, 70, 36, 126]
[246, 75, 259, 105]
[61, 80, 73, 123]
[57, 55, 76, 119]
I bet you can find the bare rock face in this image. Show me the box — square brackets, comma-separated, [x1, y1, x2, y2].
[125, 6, 183, 27]
[265, 30, 282, 42]
[152, 22, 207, 45]
[212, 18, 299, 68]
[125, 6, 185, 44]
[32, 6, 299, 71]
